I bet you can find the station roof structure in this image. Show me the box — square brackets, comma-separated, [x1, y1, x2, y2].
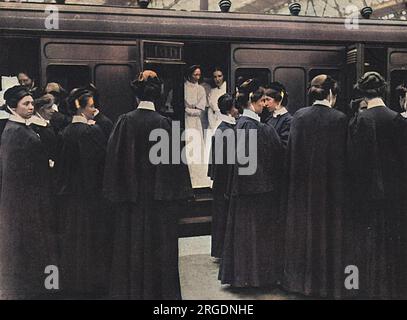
[18, 0, 407, 20]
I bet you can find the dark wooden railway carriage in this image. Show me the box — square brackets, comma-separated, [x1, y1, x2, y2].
[1, 2, 407, 235]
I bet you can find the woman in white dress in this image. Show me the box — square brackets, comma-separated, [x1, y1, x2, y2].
[207, 67, 227, 132]
[184, 65, 211, 188]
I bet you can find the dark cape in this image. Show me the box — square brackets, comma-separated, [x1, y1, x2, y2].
[29, 119, 61, 247]
[346, 105, 407, 299]
[219, 115, 284, 287]
[265, 111, 293, 149]
[94, 112, 113, 140]
[29, 121, 60, 165]
[0, 120, 57, 299]
[208, 120, 235, 258]
[55, 121, 111, 298]
[103, 108, 193, 300]
[0, 110, 9, 141]
[283, 105, 348, 298]
[50, 112, 72, 135]
[0, 120, 7, 141]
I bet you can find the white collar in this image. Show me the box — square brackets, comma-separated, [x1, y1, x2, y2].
[185, 80, 201, 87]
[273, 106, 288, 118]
[219, 113, 236, 125]
[72, 115, 89, 124]
[367, 97, 385, 109]
[29, 113, 49, 127]
[313, 99, 332, 108]
[0, 109, 10, 120]
[243, 108, 261, 122]
[137, 100, 156, 111]
[213, 81, 226, 91]
[6, 106, 30, 125]
[401, 111, 407, 118]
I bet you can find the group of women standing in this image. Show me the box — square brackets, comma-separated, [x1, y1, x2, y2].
[0, 71, 192, 300]
[209, 71, 407, 299]
[1, 67, 407, 300]
[0, 83, 114, 299]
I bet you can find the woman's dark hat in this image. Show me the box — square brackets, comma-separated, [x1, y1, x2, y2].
[4, 85, 32, 108]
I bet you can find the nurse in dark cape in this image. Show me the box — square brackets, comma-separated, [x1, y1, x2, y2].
[263, 82, 292, 149]
[103, 70, 193, 300]
[207, 93, 239, 259]
[0, 104, 9, 139]
[0, 86, 56, 299]
[45, 82, 72, 134]
[56, 87, 111, 298]
[346, 72, 407, 299]
[283, 75, 347, 298]
[87, 83, 114, 139]
[219, 79, 284, 288]
[30, 94, 60, 168]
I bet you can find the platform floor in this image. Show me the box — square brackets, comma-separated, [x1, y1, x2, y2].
[178, 236, 305, 300]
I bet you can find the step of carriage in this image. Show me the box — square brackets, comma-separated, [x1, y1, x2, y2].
[178, 216, 212, 238]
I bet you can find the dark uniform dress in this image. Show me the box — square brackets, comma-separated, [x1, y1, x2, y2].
[265, 110, 292, 149]
[208, 119, 235, 258]
[346, 104, 406, 299]
[103, 105, 193, 300]
[219, 112, 284, 287]
[283, 103, 348, 298]
[55, 117, 110, 298]
[29, 115, 60, 166]
[29, 115, 61, 264]
[0, 118, 56, 299]
[0, 110, 9, 141]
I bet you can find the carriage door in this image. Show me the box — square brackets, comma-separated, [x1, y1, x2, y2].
[41, 38, 139, 122]
[231, 43, 346, 115]
[346, 44, 364, 103]
[140, 40, 186, 123]
[388, 48, 407, 112]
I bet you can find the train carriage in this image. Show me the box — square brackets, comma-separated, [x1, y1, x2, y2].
[1, 1, 407, 235]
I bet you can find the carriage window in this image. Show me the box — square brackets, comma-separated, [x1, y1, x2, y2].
[364, 47, 387, 76]
[95, 64, 134, 122]
[46, 65, 91, 92]
[235, 68, 270, 88]
[275, 67, 305, 114]
[0, 38, 39, 91]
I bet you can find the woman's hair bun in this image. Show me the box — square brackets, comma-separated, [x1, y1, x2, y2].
[4, 85, 32, 109]
[354, 71, 387, 98]
[131, 70, 163, 101]
[308, 74, 339, 101]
